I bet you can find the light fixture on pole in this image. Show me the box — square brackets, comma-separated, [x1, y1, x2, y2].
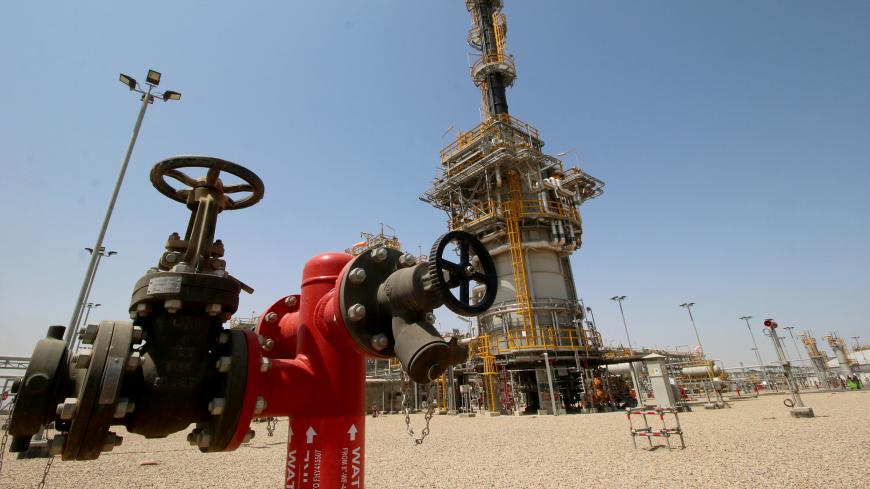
[64, 70, 182, 346]
[610, 295, 644, 407]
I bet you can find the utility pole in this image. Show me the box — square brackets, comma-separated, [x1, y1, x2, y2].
[682, 302, 721, 405]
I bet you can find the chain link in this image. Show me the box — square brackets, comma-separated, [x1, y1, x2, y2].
[266, 417, 277, 437]
[37, 454, 54, 489]
[401, 372, 435, 445]
[0, 387, 19, 477]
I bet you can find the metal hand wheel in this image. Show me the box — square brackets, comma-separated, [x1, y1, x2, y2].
[150, 156, 265, 210]
[428, 231, 497, 315]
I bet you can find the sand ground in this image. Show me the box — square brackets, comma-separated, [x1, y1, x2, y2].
[2, 390, 868, 488]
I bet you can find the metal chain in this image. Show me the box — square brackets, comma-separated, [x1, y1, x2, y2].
[0, 389, 19, 477]
[401, 373, 435, 445]
[266, 417, 277, 437]
[37, 454, 54, 489]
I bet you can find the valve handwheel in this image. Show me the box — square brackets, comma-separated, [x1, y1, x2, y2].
[150, 156, 265, 210]
[429, 231, 497, 315]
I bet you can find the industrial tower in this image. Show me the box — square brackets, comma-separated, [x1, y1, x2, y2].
[421, 0, 605, 414]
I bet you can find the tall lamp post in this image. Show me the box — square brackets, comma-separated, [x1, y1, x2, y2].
[739, 315, 771, 386]
[610, 295, 644, 407]
[783, 326, 807, 385]
[681, 302, 719, 403]
[64, 69, 181, 346]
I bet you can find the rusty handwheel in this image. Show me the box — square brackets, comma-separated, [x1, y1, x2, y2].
[150, 156, 265, 210]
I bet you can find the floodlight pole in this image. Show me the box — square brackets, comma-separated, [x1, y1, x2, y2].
[65, 71, 180, 346]
[740, 315, 772, 387]
[610, 295, 644, 407]
[64, 83, 153, 345]
[681, 302, 720, 403]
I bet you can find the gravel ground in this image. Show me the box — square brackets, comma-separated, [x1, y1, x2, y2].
[2, 390, 868, 488]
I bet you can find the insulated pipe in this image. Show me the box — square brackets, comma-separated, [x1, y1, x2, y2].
[550, 221, 559, 246]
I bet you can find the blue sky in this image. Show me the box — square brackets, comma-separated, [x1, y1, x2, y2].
[1, 1, 868, 368]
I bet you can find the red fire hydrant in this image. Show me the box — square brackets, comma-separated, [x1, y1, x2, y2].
[234, 234, 495, 487]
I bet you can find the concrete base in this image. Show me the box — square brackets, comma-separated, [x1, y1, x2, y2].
[437, 409, 448, 415]
[447, 410, 458, 416]
[458, 412, 476, 418]
[703, 403, 721, 410]
[790, 407, 815, 418]
[483, 411, 501, 417]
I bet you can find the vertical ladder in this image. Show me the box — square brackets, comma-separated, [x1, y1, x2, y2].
[505, 172, 536, 345]
[477, 335, 499, 412]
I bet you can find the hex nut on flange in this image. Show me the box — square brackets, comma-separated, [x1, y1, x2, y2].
[371, 334, 389, 351]
[205, 303, 223, 316]
[425, 312, 436, 325]
[135, 303, 152, 318]
[347, 304, 367, 322]
[208, 398, 226, 416]
[73, 351, 92, 369]
[264, 312, 278, 323]
[102, 432, 123, 452]
[114, 398, 135, 418]
[80, 324, 99, 345]
[132, 326, 145, 343]
[215, 356, 232, 373]
[56, 398, 79, 420]
[126, 352, 143, 371]
[260, 357, 272, 373]
[164, 299, 182, 314]
[254, 397, 267, 415]
[348, 268, 367, 285]
[284, 296, 298, 308]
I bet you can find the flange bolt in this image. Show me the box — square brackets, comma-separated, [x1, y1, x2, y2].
[371, 247, 388, 262]
[348, 304, 367, 322]
[216, 356, 232, 373]
[399, 253, 417, 267]
[348, 268, 367, 285]
[371, 334, 390, 351]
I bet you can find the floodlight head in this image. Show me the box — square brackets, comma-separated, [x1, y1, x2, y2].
[557, 151, 568, 156]
[739, 315, 752, 321]
[119, 73, 137, 90]
[146, 69, 161, 86]
[107, 251, 118, 256]
[162, 90, 181, 101]
[680, 302, 694, 308]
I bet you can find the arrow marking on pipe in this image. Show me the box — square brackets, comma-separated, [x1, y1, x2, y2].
[306, 426, 317, 444]
[347, 424, 358, 441]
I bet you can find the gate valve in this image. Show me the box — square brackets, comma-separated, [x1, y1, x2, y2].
[7, 155, 265, 459]
[338, 230, 497, 383]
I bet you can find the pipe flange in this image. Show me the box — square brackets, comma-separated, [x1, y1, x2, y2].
[63, 320, 133, 460]
[338, 248, 403, 358]
[198, 329, 249, 452]
[8, 326, 71, 451]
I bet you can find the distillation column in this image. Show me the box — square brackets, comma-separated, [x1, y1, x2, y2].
[421, 0, 605, 414]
